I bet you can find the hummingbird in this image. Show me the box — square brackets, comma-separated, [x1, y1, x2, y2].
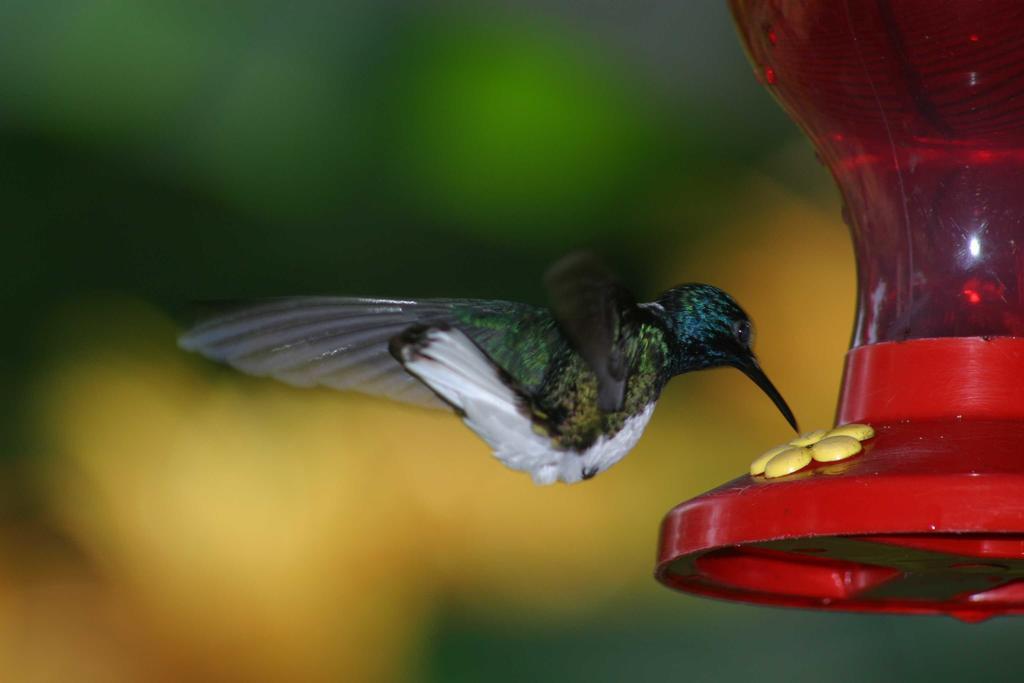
[179, 252, 797, 485]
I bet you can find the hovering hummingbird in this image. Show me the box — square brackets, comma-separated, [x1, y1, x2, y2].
[179, 252, 797, 485]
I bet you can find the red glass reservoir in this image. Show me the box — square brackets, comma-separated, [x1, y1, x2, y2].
[657, 1, 1024, 620]
[742, 0, 1024, 346]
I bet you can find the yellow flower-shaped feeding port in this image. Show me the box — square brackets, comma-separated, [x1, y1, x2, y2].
[750, 423, 875, 479]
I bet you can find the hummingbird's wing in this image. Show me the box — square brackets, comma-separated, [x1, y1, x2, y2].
[180, 298, 468, 409]
[392, 323, 655, 485]
[543, 252, 637, 412]
[391, 324, 566, 484]
[178, 297, 556, 410]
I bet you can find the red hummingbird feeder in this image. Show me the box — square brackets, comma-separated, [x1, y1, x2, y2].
[656, 1, 1024, 621]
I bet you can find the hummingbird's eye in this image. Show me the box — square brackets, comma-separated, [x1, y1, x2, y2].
[733, 320, 753, 347]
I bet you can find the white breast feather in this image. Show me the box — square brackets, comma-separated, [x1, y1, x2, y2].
[397, 327, 654, 485]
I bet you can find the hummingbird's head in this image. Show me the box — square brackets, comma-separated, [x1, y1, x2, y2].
[655, 284, 798, 431]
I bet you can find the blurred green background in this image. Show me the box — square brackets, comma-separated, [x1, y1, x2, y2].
[4, 1, 1022, 681]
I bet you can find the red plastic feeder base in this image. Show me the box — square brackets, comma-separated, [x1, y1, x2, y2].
[656, 338, 1024, 621]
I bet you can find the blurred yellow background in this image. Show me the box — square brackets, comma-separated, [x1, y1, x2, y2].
[5, 1, 1024, 681]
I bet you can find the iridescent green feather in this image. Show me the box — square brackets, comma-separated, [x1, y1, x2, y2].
[453, 302, 670, 451]
[534, 321, 669, 450]
[450, 301, 566, 393]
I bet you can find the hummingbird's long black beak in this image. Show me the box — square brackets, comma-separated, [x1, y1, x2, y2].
[734, 356, 799, 432]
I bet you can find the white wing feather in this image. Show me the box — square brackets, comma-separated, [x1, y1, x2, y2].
[395, 327, 653, 485]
